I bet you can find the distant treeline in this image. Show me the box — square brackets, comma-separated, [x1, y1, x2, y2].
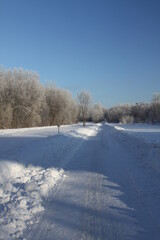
[0, 68, 159, 129]
[105, 96, 160, 124]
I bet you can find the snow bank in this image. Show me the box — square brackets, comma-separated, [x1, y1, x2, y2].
[108, 123, 160, 174]
[0, 126, 56, 136]
[113, 124, 160, 145]
[0, 161, 64, 239]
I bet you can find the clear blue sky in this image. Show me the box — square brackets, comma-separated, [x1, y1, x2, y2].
[0, 0, 160, 107]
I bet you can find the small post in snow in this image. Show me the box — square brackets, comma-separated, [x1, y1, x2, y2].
[57, 124, 60, 134]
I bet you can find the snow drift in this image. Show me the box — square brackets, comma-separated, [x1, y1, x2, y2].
[0, 161, 64, 239]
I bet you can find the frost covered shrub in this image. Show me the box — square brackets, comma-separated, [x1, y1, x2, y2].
[106, 104, 132, 123]
[90, 104, 105, 123]
[120, 115, 134, 124]
[105, 102, 156, 124]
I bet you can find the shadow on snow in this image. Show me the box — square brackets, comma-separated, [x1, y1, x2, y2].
[0, 124, 160, 240]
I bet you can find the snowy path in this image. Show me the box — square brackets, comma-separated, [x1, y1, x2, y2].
[23, 124, 160, 240]
[0, 124, 92, 239]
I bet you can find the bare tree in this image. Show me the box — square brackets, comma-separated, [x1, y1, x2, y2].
[77, 91, 91, 126]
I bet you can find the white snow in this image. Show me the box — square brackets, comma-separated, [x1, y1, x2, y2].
[108, 123, 160, 174]
[1, 122, 160, 239]
[66, 124, 100, 139]
[112, 123, 160, 145]
[0, 123, 99, 239]
[22, 123, 160, 240]
[0, 161, 64, 239]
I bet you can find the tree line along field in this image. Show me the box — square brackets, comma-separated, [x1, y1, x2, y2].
[0, 67, 160, 130]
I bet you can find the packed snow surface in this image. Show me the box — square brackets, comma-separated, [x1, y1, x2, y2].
[1, 123, 160, 239]
[0, 124, 98, 239]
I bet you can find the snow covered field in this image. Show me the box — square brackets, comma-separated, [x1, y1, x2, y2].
[109, 123, 160, 175]
[111, 123, 160, 145]
[0, 123, 160, 239]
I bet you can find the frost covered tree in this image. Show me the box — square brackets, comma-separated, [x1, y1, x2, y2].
[120, 115, 134, 124]
[105, 102, 153, 124]
[149, 93, 160, 123]
[0, 69, 14, 128]
[152, 93, 160, 103]
[77, 91, 91, 126]
[45, 86, 78, 133]
[131, 103, 150, 123]
[12, 69, 42, 127]
[90, 104, 105, 123]
[106, 104, 131, 123]
[0, 68, 42, 128]
[0, 68, 79, 130]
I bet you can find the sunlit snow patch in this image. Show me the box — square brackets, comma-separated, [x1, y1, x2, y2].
[67, 124, 100, 139]
[114, 126, 126, 131]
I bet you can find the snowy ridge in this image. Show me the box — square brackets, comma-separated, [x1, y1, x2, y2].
[0, 161, 64, 239]
[108, 123, 160, 174]
[113, 123, 160, 145]
[67, 125, 100, 139]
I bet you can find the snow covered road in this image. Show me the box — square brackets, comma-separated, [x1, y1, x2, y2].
[21, 123, 160, 240]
